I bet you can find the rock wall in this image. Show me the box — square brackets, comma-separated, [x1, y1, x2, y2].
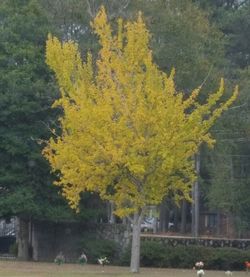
[31, 221, 130, 262]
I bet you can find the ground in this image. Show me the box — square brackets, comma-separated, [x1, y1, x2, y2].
[0, 261, 246, 277]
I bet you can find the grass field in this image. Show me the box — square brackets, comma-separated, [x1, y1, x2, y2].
[0, 261, 246, 277]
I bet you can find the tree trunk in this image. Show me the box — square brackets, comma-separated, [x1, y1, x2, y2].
[130, 212, 142, 273]
[180, 200, 187, 234]
[191, 177, 200, 237]
[173, 205, 179, 232]
[216, 212, 221, 237]
[109, 201, 115, 223]
[159, 197, 169, 232]
[31, 222, 38, 261]
[152, 206, 157, 234]
[16, 217, 29, 260]
[192, 153, 200, 237]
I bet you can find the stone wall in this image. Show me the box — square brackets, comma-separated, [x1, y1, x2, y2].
[31, 221, 130, 262]
[95, 223, 131, 248]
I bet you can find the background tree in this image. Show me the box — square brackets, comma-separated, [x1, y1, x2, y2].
[130, 0, 224, 91]
[197, 0, 250, 235]
[0, 0, 107, 260]
[44, 8, 237, 272]
[42, 0, 224, 90]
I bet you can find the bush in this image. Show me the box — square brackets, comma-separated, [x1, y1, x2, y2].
[140, 241, 167, 267]
[119, 243, 131, 266]
[119, 240, 250, 270]
[80, 237, 119, 264]
[140, 244, 212, 268]
[9, 242, 18, 256]
[206, 248, 250, 270]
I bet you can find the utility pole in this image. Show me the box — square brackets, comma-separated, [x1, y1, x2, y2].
[192, 153, 200, 237]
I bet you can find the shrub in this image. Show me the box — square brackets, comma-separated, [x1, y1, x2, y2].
[120, 240, 250, 270]
[140, 241, 167, 267]
[119, 243, 131, 266]
[80, 238, 119, 264]
[9, 242, 18, 256]
[206, 248, 250, 270]
[168, 245, 215, 269]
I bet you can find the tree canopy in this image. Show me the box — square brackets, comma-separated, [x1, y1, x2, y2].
[44, 7, 238, 271]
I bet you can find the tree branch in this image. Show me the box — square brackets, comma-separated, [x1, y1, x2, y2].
[86, 0, 95, 18]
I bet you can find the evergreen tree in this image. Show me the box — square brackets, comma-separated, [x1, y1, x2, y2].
[0, 0, 107, 259]
[198, 0, 250, 234]
[0, 0, 109, 225]
[0, 0, 72, 221]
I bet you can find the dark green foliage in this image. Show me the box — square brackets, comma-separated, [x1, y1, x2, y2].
[200, 70, 250, 232]
[40, 0, 97, 53]
[80, 236, 119, 264]
[9, 242, 18, 256]
[0, 0, 74, 220]
[140, 241, 167, 267]
[196, 0, 250, 69]
[205, 247, 250, 270]
[42, 0, 224, 91]
[139, 244, 212, 269]
[128, 0, 224, 91]
[196, 0, 250, 233]
[0, 0, 107, 222]
[121, 241, 250, 270]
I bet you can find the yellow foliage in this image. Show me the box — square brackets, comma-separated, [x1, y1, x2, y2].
[43, 7, 238, 216]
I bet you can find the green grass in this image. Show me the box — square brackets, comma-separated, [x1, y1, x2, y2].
[0, 261, 246, 277]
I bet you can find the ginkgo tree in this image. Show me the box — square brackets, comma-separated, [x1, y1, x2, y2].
[43, 7, 238, 273]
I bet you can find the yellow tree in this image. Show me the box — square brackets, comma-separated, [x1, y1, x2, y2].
[43, 7, 238, 273]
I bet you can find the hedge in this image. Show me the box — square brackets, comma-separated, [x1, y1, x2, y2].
[120, 241, 250, 270]
[80, 237, 120, 264]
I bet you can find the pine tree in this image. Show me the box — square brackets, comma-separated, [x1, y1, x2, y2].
[0, 0, 81, 259]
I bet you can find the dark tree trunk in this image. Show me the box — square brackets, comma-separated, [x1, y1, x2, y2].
[31, 222, 38, 261]
[216, 212, 221, 237]
[173, 205, 179, 232]
[159, 197, 169, 232]
[17, 217, 30, 260]
[180, 200, 187, 234]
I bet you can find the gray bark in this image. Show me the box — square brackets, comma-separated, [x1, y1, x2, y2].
[16, 217, 29, 260]
[31, 222, 38, 261]
[130, 212, 142, 273]
[108, 201, 115, 223]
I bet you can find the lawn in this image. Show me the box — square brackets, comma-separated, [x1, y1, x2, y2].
[0, 261, 246, 277]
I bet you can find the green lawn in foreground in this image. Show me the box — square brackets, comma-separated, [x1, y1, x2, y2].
[0, 261, 246, 277]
